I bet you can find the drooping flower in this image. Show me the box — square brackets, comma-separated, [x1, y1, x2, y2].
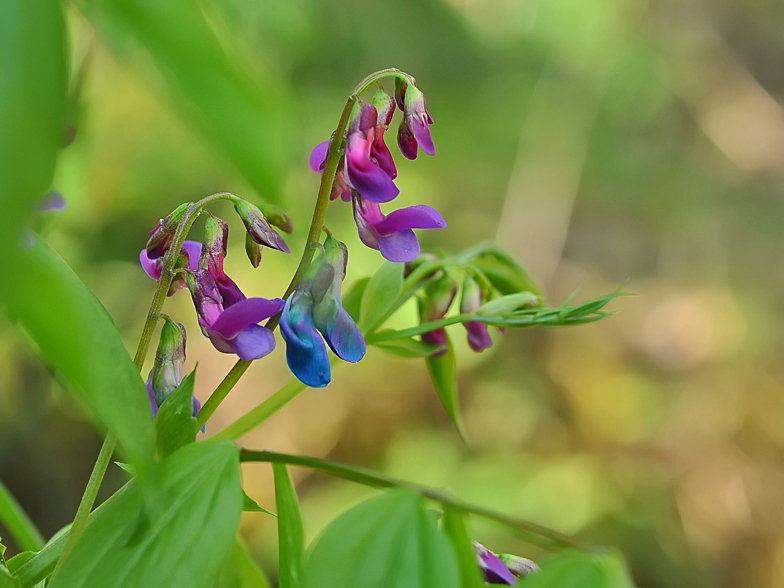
[344, 101, 399, 203]
[310, 140, 352, 202]
[395, 78, 435, 159]
[146, 317, 200, 419]
[280, 235, 365, 387]
[145, 202, 190, 260]
[233, 199, 290, 254]
[461, 275, 493, 352]
[186, 216, 284, 360]
[140, 240, 202, 296]
[353, 197, 446, 263]
[418, 274, 457, 355]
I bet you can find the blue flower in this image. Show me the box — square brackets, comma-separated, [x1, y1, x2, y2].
[281, 235, 365, 387]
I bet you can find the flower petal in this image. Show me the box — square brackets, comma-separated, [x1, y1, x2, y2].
[371, 130, 397, 179]
[374, 204, 446, 235]
[146, 375, 158, 418]
[181, 240, 202, 270]
[377, 229, 420, 263]
[230, 324, 276, 361]
[280, 293, 331, 388]
[310, 140, 329, 172]
[345, 135, 400, 203]
[140, 250, 163, 280]
[208, 297, 285, 339]
[397, 119, 418, 160]
[209, 298, 283, 339]
[411, 115, 436, 156]
[479, 550, 517, 585]
[312, 297, 365, 363]
[465, 322, 493, 352]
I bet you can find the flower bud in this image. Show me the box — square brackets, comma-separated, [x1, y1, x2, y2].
[372, 88, 395, 128]
[245, 232, 263, 268]
[202, 214, 229, 265]
[145, 202, 189, 260]
[258, 203, 294, 234]
[418, 274, 457, 354]
[234, 199, 290, 253]
[149, 317, 187, 408]
[497, 553, 540, 577]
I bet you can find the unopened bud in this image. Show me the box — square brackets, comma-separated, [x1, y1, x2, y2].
[234, 199, 290, 253]
[245, 232, 263, 268]
[258, 203, 294, 234]
[372, 88, 395, 128]
[150, 317, 187, 407]
[497, 553, 540, 577]
[203, 215, 229, 265]
[145, 202, 190, 259]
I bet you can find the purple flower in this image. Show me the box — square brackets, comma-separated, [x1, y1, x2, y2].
[474, 542, 517, 585]
[145, 203, 189, 260]
[280, 235, 365, 387]
[461, 275, 493, 352]
[344, 101, 399, 203]
[395, 78, 435, 160]
[140, 240, 202, 282]
[418, 275, 457, 355]
[233, 199, 290, 254]
[146, 318, 200, 420]
[353, 197, 446, 263]
[186, 216, 284, 360]
[310, 140, 352, 202]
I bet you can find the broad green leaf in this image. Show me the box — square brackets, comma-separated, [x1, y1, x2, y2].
[372, 336, 443, 358]
[242, 491, 275, 516]
[49, 441, 242, 588]
[0, 481, 44, 552]
[342, 277, 370, 323]
[5, 552, 35, 575]
[519, 550, 635, 588]
[1, 239, 155, 474]
[359, 262, 404, 333]
[92, 0, 294, 202]
[214, 539, 271, 588]
[155, 370, 198, 459]
[305, 488, 459, 588]
[441, 507, 482, 588]
[425, 333, 463, 437]
[0, 0, 67, 253]
[273, 464, 304, 588]
[470, 253, 543, 298]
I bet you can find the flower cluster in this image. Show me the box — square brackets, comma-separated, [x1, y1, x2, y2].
[280, 235, 365, 387]
[310, 80, 446, 263]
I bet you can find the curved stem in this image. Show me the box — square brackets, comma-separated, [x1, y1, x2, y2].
[240, 450, 583, 551]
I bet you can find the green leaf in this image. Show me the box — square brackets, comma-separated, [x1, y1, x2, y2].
[425, 333, 463, 437]
[359, 262, 404, 333]
[372, 336, 443, 358]
[48, 441, 242, 588]
[155, 370, 198, 459]
[0, 239, 155, 475]
[305, 488, 459, 588]
[273, 464, 304, 588]
[0, 0, 68, 253]
[519, 550, 635, 588]
[0, 481, 44, 552]
[242, 491, 275, 516]
[470, 252, 543, 298]
[342, 277, 370, 323]
[93, 0, 294, 202]
[441, 507, 482, 588]
[477, 292, 539, 316]
[0, 567, 20, 588]
[213, 539, 271, 588]
[5, 552, 35, 575]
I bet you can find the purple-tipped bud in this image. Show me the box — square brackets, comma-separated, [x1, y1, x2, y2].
[234, 199, 290, 253]
[201, 215, 244, 307]
[395, 79, 435, 159]
[418, 274, 457, 355]
[370, 89, 397, 180]
[473, 542, 518, 585]
[461, 276, 493, 352]
[145, 202, 190, 260]
[245, 232, 263, 268]
[498, 553, 540, 578]
[149, 317, 187, 408]
[372, 88, 396, 128]
[258, 203, 294, 234]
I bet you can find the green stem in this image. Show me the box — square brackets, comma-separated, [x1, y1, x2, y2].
[196, 360, 251, 429]
[212, 378, 308, 441]
[0, 479, 44, 552]
[51, 431, 116, 577]
[240, 450, 583, 551]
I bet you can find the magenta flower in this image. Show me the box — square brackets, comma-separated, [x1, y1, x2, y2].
[395, 79, 435, 160]
[461, 275, 493, 352]
[140, 240, 202, 281]
[309, 140, 352, 202]
[353, 197, 446, 263]
[344, 101, 399, 203]
[474, 542, 517, 585]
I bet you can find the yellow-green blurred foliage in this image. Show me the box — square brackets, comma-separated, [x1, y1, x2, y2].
[3, 0, 784, 586]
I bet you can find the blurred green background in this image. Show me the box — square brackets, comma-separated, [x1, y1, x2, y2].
[3, 0, 784, 586]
